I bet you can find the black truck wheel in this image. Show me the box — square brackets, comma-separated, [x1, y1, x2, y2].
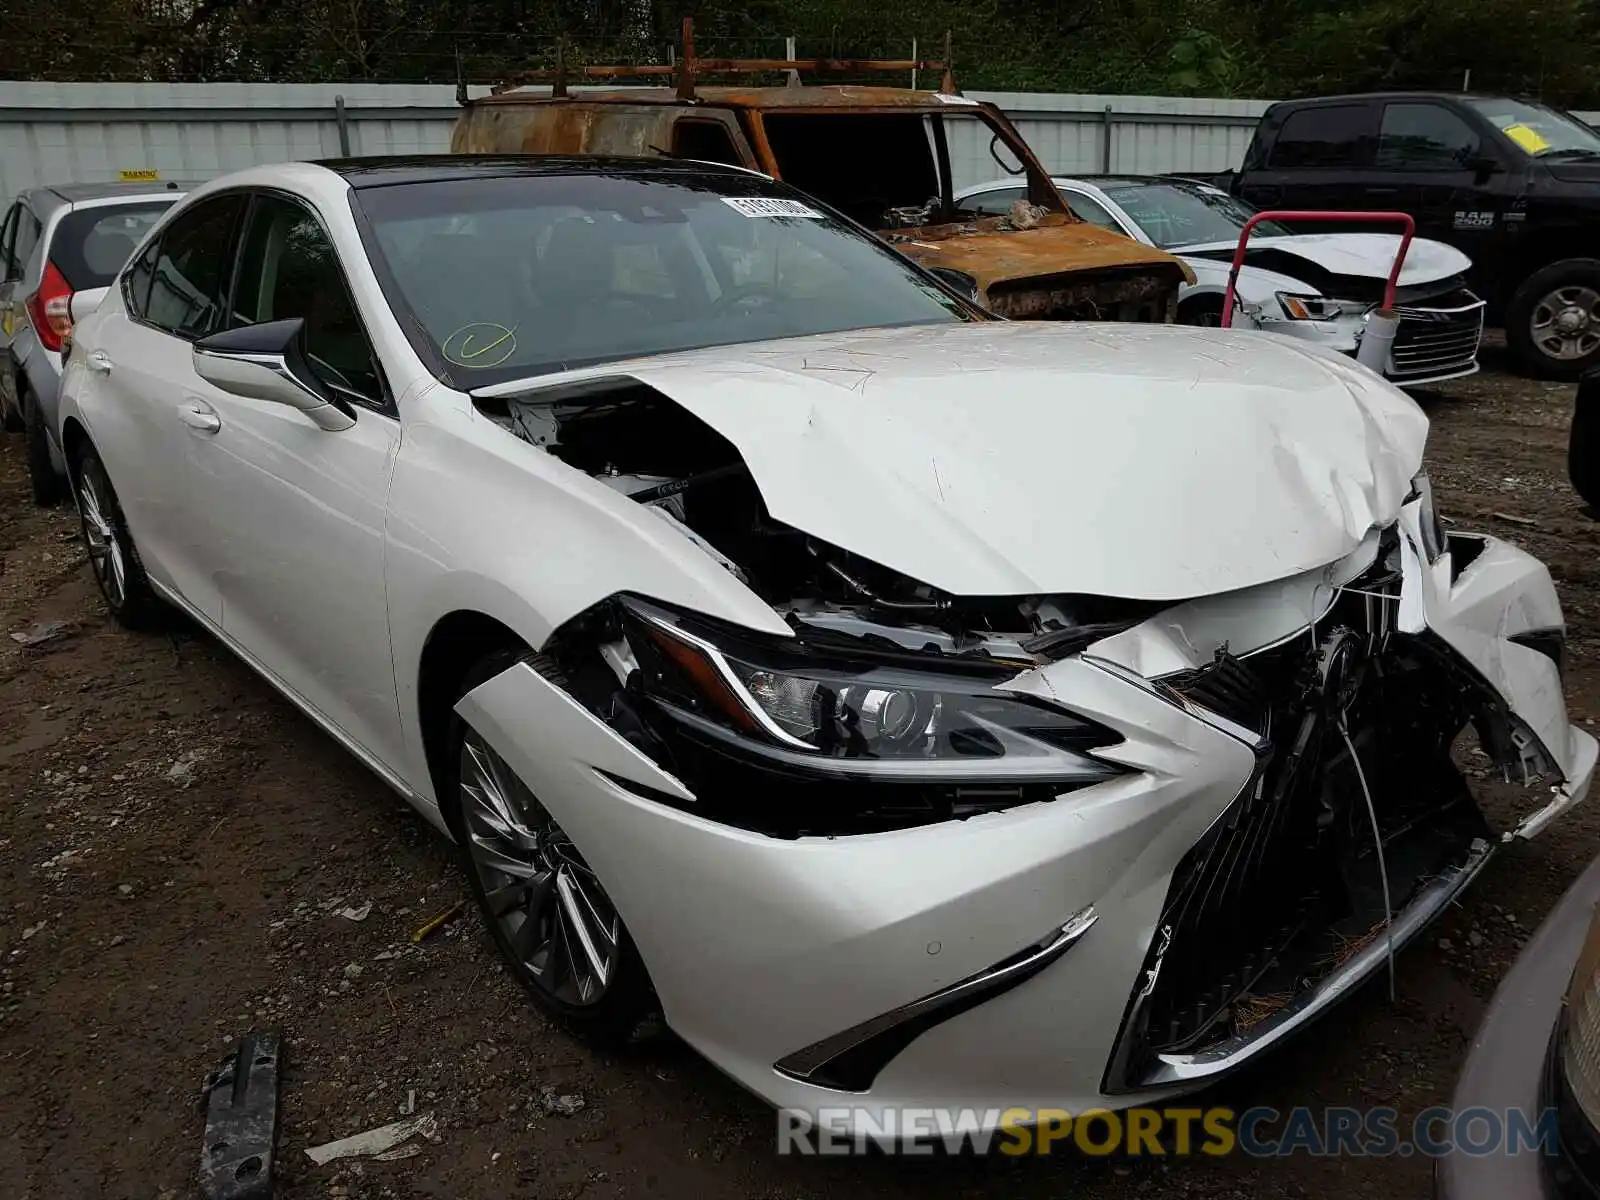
[1508, 259, 1600, 381]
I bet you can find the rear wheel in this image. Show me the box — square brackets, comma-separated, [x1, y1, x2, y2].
[1507, 259, 1600, 380]
[70, 441, 161, 628]
[23, 388, 65, 506]
[448, 652, 661, 1046]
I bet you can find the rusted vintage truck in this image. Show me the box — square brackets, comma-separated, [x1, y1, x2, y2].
[450, 31, 1190, 322]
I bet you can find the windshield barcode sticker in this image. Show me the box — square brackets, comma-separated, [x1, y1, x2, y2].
[722, 197, 824, 219]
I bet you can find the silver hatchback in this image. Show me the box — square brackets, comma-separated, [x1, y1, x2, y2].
[1, 180, 186, 503]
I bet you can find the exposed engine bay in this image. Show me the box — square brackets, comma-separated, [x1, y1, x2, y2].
[474, 370, 1587, 1091]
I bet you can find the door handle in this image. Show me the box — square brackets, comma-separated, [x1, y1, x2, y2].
[1365, 186, 1400, 196]
[178, 399, 221, 434]
[87, 349, 113, 374]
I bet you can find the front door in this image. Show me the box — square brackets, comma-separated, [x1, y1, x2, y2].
[183, 191, 403, 768]
[1373, 99, 1503, 262]
[0, 202, 20, 417]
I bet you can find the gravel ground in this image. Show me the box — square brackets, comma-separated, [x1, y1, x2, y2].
[2, 343, 1598, 1199]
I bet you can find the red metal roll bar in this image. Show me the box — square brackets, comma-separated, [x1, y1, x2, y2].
[1219, 210, 1417, 328]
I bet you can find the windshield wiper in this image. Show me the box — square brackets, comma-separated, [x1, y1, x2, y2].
[1539, 147, 1600, 160]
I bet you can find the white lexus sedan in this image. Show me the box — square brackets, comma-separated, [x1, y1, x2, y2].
[57, 157, 1595, 1132]
[960, 175, 1486, 388]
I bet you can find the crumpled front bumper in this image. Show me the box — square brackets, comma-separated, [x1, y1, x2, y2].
[1244, 310, 1480, 388]
[456, 516, 1593, 1129]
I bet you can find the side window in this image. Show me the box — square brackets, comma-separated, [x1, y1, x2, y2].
[145, 195, 245, 338]
[13, 208, 42, 278]
[1062, 192, 1123, 233]
[232, 194, 383, 407]
[1377, 103, 1480, 170]
[962, 186, 1027, 216]
[0, 204, 18, 280]
[122, 236, 159, 318]
[1268, 105, 1374, 169]
[671, 119, 746, 167]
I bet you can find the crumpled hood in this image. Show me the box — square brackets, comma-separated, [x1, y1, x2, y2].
[1176, 233, 1470, 288]
[496, 322, 1429, 601]
[890, 216, 1193, 291]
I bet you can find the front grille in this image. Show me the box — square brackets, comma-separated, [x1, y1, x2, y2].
[1161, 651, 1274, 735]
[1104, 625, 1490, 1091]
[1389, 290, 1485, 381]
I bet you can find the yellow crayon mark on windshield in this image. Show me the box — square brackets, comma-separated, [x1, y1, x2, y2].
[442, 322, 519, 369]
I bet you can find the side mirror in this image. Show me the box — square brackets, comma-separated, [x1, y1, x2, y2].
[70, 286, 108, 324]
[1468, 152, 1501, 180]
[192, 318, 354, 431]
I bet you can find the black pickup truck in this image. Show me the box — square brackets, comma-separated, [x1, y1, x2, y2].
[1191, 92, 1600, 379]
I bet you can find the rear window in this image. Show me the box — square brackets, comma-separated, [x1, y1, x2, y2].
[765, 113, 941, 228]
[50, 202, 175, 290]
[1267, 105, 1375, 170]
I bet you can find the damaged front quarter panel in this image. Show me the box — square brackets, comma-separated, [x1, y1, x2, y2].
[1390, 500, 1597, 838]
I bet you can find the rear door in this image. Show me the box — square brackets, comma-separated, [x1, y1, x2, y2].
[184, 190, 403, 766]
[1239, 101, 1379, 220]
[82, 192, 247, 620]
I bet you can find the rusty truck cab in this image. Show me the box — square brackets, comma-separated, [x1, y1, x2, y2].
[451, 36, 1190, 323]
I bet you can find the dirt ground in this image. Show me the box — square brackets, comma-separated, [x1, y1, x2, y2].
[2, 341, 1597, 1200]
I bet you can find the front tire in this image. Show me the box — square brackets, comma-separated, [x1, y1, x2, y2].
[1178, 295, 1225, 327]
[1507, 259, 1600, 380]
[70, 441, 161, 628]
[23, 389, 65, 506]
[447, 652, 661, 1046]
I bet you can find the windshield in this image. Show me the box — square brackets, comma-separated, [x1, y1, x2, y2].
[357, 171, 968, 386]
[1464, 97, 1600, 159]
[1101, 183, 1290, 249]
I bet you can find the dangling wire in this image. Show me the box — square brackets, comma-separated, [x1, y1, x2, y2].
[1340, 716, 1395, 1002]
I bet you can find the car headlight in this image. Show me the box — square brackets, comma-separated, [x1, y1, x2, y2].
[620, 598, 1122, 786]
[1276, 292, 1361, 321]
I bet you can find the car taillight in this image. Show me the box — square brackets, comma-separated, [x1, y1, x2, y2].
[25, 261, 73, 353]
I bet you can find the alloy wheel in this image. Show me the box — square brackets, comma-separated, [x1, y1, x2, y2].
[1531, 285, 1600, 362]
[77, 465, 127, 610]
[458, 729, 620, 1006]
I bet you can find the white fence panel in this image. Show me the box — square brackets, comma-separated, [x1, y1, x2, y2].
[4, 81, 1596, 209]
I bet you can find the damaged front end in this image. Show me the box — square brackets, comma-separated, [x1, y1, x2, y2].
[1097, 489, 1594, 1093]
[471, 372, 1593, 1105]
[477, 374, 1168, 837]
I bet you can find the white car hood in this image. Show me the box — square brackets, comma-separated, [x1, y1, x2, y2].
[1174, 233, 1471, 289]
[493, 322, 1428, 602]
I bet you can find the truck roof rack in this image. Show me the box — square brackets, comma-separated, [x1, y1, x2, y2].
[480, 17, 956, 102]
